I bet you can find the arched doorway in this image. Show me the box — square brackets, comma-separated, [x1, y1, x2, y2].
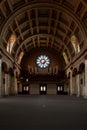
[2, 62, 8, 96]
[67, 72, 70, 95]
[72, 68, 78, 95]
[8, 67, 14, 95]
[40, 83, 47, 95]
[79, 63, 85, 96]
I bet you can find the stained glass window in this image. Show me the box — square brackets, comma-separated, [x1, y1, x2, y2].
[36, 55, 50, 68]
[7, 34, 16, 53]
[71, 35, 80, 53]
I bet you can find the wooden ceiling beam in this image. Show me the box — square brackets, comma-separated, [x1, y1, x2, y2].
[35, 8, 39, 34]
[9, 24, 20, 45]
[46, 37, 49, 47]
[0, 6, 7, 18]
[80, 8, 87, 19]
[74, 0, 81, 13]
[32, 38, 36, 47]
[15, 18, 24, 40]
[48, 9, 52, 34]
[37, 36, 40, 47]
[63, 19, 72, 44]
[53, 11, 59, 36]
[3, 37, 8, 45]
[51, 37, 54, 47]
[27, 10, 33, 35]
[7, 0, 13, 12]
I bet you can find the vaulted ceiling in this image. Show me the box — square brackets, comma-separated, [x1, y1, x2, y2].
[0, 0, 87, 66]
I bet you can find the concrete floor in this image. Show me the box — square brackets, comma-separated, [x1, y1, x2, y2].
[0, 95, 87, 130]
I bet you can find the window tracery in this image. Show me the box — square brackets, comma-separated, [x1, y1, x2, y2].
[71, 35, 80, 53]
[36, 55, 50, 68]
[7, 34, 16, 54]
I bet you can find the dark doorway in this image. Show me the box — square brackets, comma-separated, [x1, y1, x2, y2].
[40, 84, 47, 95]
[22, 86, 29, 95]
[57, 85, 64, 95]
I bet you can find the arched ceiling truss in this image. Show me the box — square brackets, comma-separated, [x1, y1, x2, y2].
[0, 0, 87, 66]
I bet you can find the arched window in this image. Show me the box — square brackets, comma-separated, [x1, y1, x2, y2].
[71, 35, 80, 53]
[18, 51, 24, 64]
[7, 34, 16, 53]
[63, 51, 69, 64]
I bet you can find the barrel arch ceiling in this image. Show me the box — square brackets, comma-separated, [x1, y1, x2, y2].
[0, 0, 87, 66]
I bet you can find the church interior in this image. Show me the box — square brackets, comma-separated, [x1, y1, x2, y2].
[0, 0, 87, 97]
[0, 0, 87, 130]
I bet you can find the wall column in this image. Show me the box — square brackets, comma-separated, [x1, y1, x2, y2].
[84, 58, 87, 98]
[13, 69, 18, 95]
[76, 73, 80, 97]
[70, 70, 73, 95]
[72, 76, 76, 95]
[5, 73, 9, 95]
[0, 56, 2, 96]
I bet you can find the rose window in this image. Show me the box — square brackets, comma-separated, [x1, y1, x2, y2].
[36, 55, 50, 68]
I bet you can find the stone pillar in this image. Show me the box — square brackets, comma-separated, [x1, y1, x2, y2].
[5, 73, 9, 95]
[84, 59, 87, 98]
[70, 70, 73, 95]
[18, 83, 22, 94]
[72, 76, 76, 95]
[76, 73, 80, 97]
[13, 70, 18, 95]
[7, 74, 10, 95]
[0, 56, 2, 96]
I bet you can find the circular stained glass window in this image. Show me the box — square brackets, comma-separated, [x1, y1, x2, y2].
[36, 55, 50, 68]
